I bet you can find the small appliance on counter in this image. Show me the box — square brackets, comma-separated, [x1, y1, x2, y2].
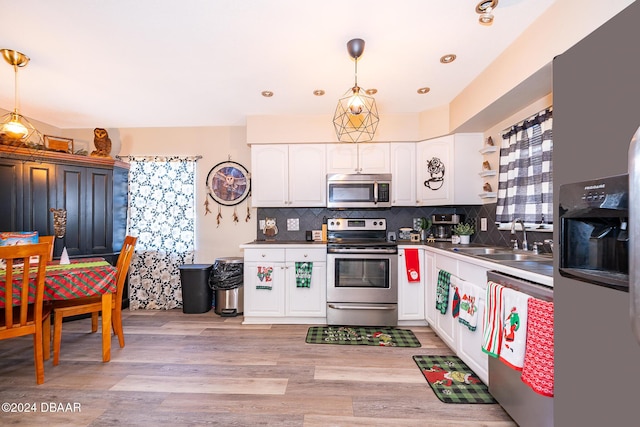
[431, 213, 462, 241]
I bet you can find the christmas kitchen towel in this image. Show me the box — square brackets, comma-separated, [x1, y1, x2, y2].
[521, 298, 554, 397]
[458, 279, 481, 332]
[482, 281, 504, 358]
[295, 262, 313, 288]
[436, 269, 451, 315]
[404, 248, 421, 283]
[256, 265, 274, 290]
[498, 287, 531, 371]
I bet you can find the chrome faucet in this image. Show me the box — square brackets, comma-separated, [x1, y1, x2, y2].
[510, 218, 528, 250]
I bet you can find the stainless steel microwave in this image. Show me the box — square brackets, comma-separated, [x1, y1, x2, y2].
[326, 173, 392, 209]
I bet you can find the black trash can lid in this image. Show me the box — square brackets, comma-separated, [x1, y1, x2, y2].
[214, 257, 243, 264]
[179, 264, 214, 270]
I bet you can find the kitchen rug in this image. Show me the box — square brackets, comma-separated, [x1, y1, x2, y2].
[413, 355, 496, 404]
[305, 326, 421, 347]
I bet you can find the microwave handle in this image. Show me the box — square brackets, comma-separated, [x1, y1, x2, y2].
[629, 125, 640, 345]
[373, 181, 378, 204]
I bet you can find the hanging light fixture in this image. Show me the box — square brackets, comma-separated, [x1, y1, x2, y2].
[333, 38, 379, 143]
[0, 48, 42, 147]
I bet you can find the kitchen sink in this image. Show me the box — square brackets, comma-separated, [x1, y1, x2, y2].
[451, 247, 512, 255]
[477, 253, 551, 262]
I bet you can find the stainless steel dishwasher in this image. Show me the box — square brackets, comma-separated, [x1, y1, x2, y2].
[487, 270, 553, 427]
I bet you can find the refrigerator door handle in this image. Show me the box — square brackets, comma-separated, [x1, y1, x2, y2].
[629, 126, 640, 344]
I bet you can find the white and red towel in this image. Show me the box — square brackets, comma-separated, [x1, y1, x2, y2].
[482, 281, 504, 358]
[458, 279, 482, 332]
[521, 298, 555, 397]
[255, 265, 274, 290]
[404, 248, 421, 283]
[498, 287, 531, 371]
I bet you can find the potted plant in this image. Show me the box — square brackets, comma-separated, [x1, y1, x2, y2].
[452, 222, 474, 244]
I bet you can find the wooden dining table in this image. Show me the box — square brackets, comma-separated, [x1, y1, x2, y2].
[0, 257, 118, 362]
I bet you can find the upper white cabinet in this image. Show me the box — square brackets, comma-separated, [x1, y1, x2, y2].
[391, 143, 417, 206]
[326, 143, 390, 174]
[251, 144, 326, 207]
[416, 133, 483, 206]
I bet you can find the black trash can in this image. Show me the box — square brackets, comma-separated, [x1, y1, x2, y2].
[179, 264, 214, 314]
[210, 257, 244, 317]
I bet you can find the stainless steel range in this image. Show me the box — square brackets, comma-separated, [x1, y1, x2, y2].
[326, 218, 398, 326]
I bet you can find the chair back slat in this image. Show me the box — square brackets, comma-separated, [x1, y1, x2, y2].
[0, 243, 49, 331]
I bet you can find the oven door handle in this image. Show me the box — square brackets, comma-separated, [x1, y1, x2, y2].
[328, 304, 396, 311]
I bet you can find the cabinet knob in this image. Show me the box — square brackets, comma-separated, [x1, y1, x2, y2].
[261, 253, 266, 257]
[304, 254, 308, 258]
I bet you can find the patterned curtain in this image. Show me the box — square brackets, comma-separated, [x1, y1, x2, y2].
[496, 108, 553, 225]
[125, 156, 197, 309]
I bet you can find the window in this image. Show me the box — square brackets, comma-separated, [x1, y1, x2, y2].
[125, 156, 197, 310]
[496, 108, 553, 229]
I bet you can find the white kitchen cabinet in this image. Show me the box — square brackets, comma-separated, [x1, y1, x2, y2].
[243, 246, 326, 323]
[424, 251, 436, 327]
[251, 144, 326, 207]
[416, 133, 483, 205]
[390, 143, 417, 206]
[326, 143, 390, 174]
[397, 247, 426, 323]
[432, 254, 458, 349]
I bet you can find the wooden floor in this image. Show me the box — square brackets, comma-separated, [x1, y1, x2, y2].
[0, 309, 516, 426]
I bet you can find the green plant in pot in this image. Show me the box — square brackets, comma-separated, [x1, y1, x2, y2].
[452, 222, 474, 244]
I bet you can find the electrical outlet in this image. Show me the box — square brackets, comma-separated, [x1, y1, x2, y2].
[481, 217, 488, 232]
[259, 219, 265, 230]
[287, 218, 299, 231]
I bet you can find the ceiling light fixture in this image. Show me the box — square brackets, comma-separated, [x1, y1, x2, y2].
[0, 49, 42, 147]
[261, 90, 274, 97]
[440, 54, 457, 64]
[332, 38, 379, 143]
[417, 87, 430, 95]
[313, 89, 325, 96]
[476, 0, 498, 26]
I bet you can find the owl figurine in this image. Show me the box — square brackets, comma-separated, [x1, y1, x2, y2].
[91, 127, 112, 158]
[262, 217, 278, 240]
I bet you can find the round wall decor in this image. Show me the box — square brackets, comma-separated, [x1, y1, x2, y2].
[206, 160, 251, 206]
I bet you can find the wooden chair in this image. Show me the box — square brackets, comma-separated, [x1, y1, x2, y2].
[52, 236, 137, 366]
[0, 243, 52, 384]
[38, 235, 55, 262]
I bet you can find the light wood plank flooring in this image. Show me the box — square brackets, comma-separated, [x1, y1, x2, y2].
[0, 309, 516, 426]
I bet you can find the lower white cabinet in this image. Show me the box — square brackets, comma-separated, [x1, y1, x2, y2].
[243, 247, 326, 324]
[398, 247, 425, 322]
[425, 249, 489, 384]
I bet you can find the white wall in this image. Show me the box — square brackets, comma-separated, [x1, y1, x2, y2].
[64, 126, 256, 264]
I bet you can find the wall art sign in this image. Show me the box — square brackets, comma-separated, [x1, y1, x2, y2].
[424, 157, 446, 190]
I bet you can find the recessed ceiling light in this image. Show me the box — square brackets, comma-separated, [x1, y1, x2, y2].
[313, 89, 325, 96]
[365, 88, 377, 95]
[475, 0, 497, 13]
[417, 87, 430, 95]
[440, 54, 457, 64]
[261, 90, 274, 97]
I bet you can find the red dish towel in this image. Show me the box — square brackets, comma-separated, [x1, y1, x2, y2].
[521, 298, 554, 397]
[404, 248, 420, 283]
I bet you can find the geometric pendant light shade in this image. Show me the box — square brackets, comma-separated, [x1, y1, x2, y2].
[333, 38, 379, 143]
[0, 48, 43, 148]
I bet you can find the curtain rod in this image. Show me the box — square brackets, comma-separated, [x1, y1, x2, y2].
[116, 155, 203, 161]
[501, 106, 553, 135]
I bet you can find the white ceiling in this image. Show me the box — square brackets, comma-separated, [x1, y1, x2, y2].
[0, 0, 557, 130]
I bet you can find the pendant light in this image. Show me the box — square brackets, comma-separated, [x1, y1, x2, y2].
[333, 38, 379, 143]
[0, 48, 41, 147]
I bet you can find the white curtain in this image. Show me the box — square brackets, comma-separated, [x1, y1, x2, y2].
[125, 156, 197, 310]
[496, 108, 553, 225]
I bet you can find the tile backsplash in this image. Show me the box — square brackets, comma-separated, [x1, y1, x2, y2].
[256, 203, 552, 251]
